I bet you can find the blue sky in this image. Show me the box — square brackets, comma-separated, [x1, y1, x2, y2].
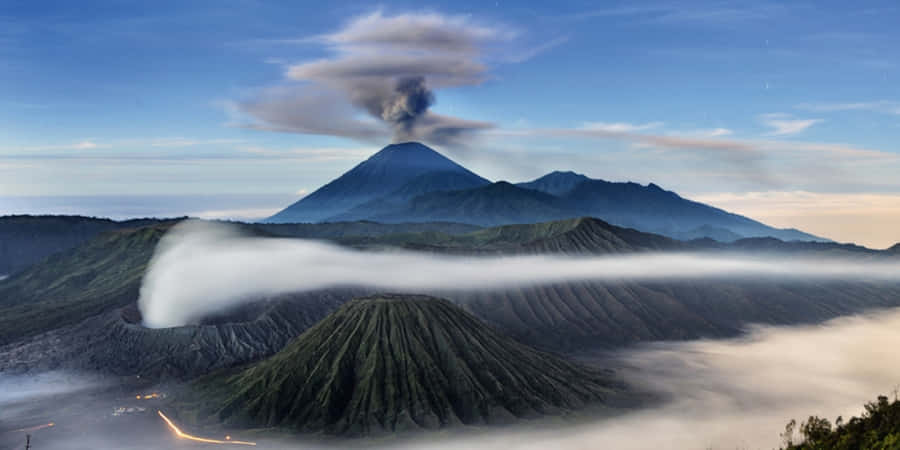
[2, 1, 900, 246]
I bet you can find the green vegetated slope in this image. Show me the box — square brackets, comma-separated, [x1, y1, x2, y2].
[0, 223, 171, 345]
[195, 295, 616, 435]
[782, 395, 900, 449]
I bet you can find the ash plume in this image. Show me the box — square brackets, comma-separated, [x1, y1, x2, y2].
[235, 11, 501, 146]
[379, 76, 435, 139]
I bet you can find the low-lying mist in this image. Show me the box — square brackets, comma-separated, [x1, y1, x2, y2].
[9, 309, 896, 449]
[378, 308, 900, 450]
[139, 220, 900, 328]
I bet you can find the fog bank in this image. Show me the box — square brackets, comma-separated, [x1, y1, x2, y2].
[139, 220, 900, 328]
[5, 311, 900, 448]
[390, 308, 900, 450]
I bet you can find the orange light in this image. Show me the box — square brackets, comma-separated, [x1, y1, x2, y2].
[13, 422, 55, 433]
[157, 410, 256, 446]
[136, 395, 141, 399]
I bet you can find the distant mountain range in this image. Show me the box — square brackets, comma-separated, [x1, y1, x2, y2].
[265, 142, 824, 243]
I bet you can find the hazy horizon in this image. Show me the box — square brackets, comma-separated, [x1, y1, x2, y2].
[3, 1, 900, 248]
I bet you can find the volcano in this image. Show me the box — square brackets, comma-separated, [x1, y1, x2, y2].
[265, 142, 489, 223]
[197, 294, 616, 435]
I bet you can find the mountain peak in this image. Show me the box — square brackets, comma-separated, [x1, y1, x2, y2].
[548, 170, 589, 179]
[517, 171, 592, 196]
[201, 294, 614, 435]
[264, 142, 488, 223]
[365, 142, 466, 171]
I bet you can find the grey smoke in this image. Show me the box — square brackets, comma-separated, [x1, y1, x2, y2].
[137, 220, 900, 328]
[236, 11, 499, 146]
[379, 76, 435, 136]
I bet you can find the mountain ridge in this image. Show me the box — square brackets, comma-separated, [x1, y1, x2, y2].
[2, 217, 897, 379]
[264, 142, 826, 243]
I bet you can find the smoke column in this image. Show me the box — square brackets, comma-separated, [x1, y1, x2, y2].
[381, 76, 435, 138]
[137, 221, 900, 328]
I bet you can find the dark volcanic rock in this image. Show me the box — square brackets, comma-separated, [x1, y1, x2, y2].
[197, 294, 616, 436]
[0, 289, 366, 379]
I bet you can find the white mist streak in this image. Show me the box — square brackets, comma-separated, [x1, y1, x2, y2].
[138, 221, 900, 328]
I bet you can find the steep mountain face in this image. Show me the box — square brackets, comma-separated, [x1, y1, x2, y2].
[265, 142, 489, 223]
[197, 295, 615, 435]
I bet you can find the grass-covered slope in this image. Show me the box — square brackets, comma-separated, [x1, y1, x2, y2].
[197, 295, 615, 435]
[0, 224, 170, 345]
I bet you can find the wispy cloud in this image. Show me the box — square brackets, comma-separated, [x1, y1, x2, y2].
[580, 121, 664, 133]
[689, 128, 733, 137]
[4, 140, 103, 152]
[759, 113, 822, 136]
[560, 2, 788, 25]
[485, 120, 898, 191]
[2, 137, 245, 155]
[796, 100, 900, 115]
[502, 35, 570, 63]
[492, 122, 893, 161]
[146, 138, 244, 148]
